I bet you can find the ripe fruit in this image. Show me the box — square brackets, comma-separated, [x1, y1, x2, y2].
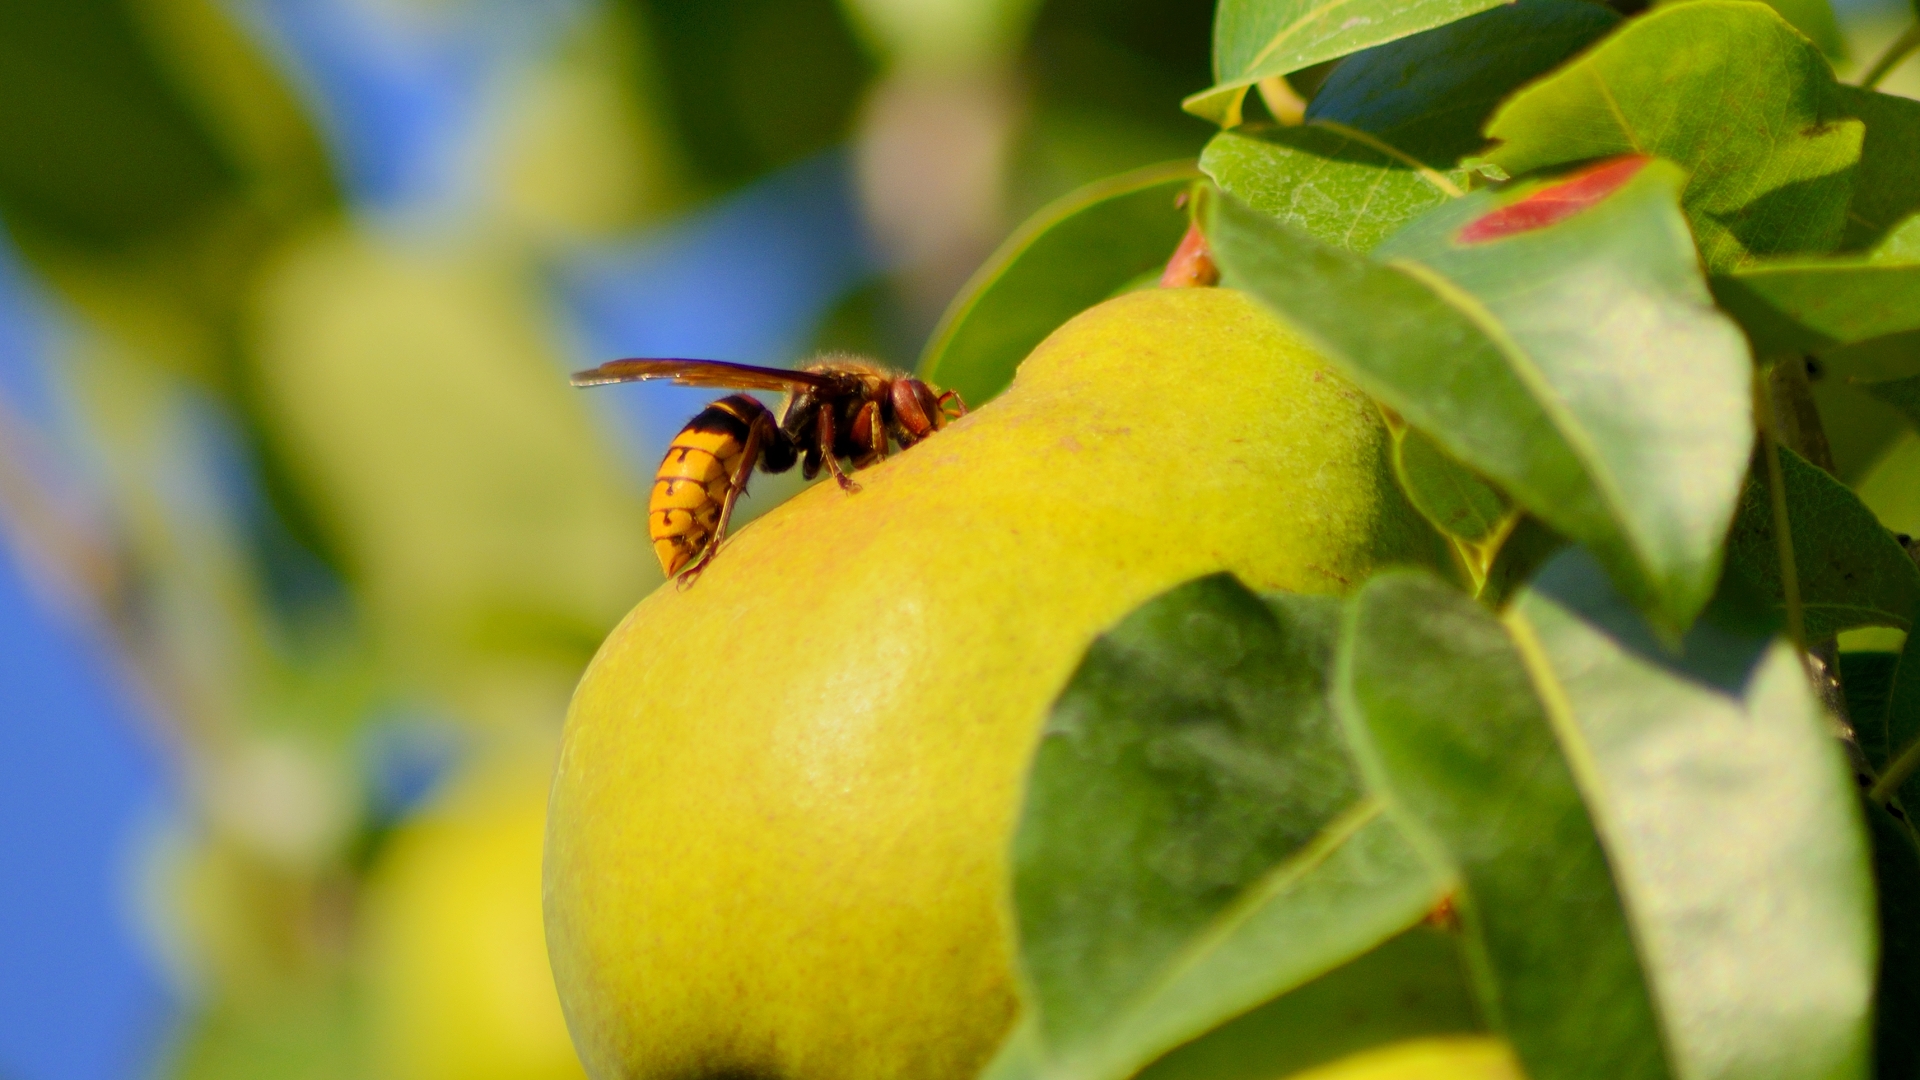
[543, 287, 1455, 1079]
[361, 766, 586, 1080]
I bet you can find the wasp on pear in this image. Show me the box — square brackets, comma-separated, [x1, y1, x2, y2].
[571, 356, 967, 579]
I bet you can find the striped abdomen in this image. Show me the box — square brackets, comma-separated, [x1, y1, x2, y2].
[649, 395, 762, 577]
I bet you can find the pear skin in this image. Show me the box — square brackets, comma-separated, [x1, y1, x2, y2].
[544, 287, 1455, 1080]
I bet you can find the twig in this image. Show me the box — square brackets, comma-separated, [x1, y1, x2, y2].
[1862, 21, 1920, 91]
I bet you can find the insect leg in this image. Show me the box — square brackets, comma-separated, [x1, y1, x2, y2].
[682, 410, 779, 578]
[850, 399, 886, 467]
[815, 402, 860, 492]
[935, 388, 968, 422]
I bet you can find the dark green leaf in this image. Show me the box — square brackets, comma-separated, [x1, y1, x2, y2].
[1336, 571, 1671, 1080]
[1511, 550, 1876, 1080]
[1481, 1, 1863, 271]
[1846, 629, 1920, 810]
[1862, 370, 1920, 430]
[1865, 800, 1920, 1080]
[1012, 575, 1447, 1080]
[1480, 516, 1568, 610]
[619, 0, 872, 190]
[1209, 160, 1751, 634]
[1304, 0, 1619, 169]
[1199, 125, 1458, 254]
[919, 161, 1198, 407]
[1836, 86, 1920, 252]
[1392, 424, 1512, 549]
[1135, 926, 1482, 1080]
[0, 1, 237, 246]
[1712, 217, 1920, 355]
[1185, 0, 1510, 126]
[1723, 443, 1920, 641]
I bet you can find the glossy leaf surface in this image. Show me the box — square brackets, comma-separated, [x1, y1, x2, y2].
[1713, 218, 1920, 354]
[1482, 2, 1863, 271]
[1336, 571, 1670, 1080]
[920, 162, 1197, 407]
[1200, 126, 1458, 254]
[1012, 575, 1446, 1080]
[1510, 551, 1875, 1080]
[1186, 0, 1509, 126]
[1210, 160, 1751, 634]
[1304, 0, 1619, 169]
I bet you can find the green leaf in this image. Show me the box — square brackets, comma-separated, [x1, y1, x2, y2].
[1481, 1, 1864, 271]
[1862, 368, 1920, 430]
[1185, 0, 1510, 127]
[919, 161, 1198, 407]
[1304, 0, 1620, 169]
[1712, 217, 1920, 355]
[1012, 574, 1448, 1080]
[1864, 800, 1920, 1080]
[1836, 86, 1920, 252]
[1391, 425, 1512, 548]
[1335, 571, 1672, 1080]
[1845, 630, 1920, 810]
[0, 0, 237, 246]
[1509, 550, 1875, 1080]
[1209, 159, 1752, 634]
[1723, 443, 1920, 640]
[1199, 126, 1459, 254]
[1136, 927, 1484, 1080]
[1666, 0, 1849, 63]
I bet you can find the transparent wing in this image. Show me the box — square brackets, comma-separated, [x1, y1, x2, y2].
[570, 357, 838, 391]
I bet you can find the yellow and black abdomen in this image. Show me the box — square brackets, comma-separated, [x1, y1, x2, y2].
[649, 395, 763, 577]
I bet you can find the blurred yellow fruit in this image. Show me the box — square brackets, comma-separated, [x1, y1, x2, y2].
[544, 287, 1455, 1080]
[362, 766, 587, 1080]
[1287, 1037, 1523, 1080]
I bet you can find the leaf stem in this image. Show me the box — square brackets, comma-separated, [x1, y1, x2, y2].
[1862, 21, 1920, 90]
[1758, 377, 1809, 657]
[1872, 735, 1920, 803]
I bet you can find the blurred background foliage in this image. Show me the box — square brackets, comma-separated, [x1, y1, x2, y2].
[0, 0, 1914, 1079]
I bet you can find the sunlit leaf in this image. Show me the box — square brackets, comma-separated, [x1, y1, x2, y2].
[1723, 443, 1920, 640]
[1209, 159, 1751, 634]
[1713, 217, 1920, 354]
[1185, 0, 1509, 127]
[1481, 1, 1863, 271]
[1336, 571, 1672, 1080]
[1304, 0, 1619, 169]
[920, 161, 1198, 407]
[1509, 550, 1876, 1080]
[1200, 126, 1459, 254]
[1013, 574, 1447, 1080]
[1135, 927, 1483, 1080]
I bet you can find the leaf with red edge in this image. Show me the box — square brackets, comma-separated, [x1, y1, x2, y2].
[1457, 157, 1651, 245]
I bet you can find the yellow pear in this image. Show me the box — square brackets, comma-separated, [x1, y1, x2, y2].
[544, 287, 1455, 1080]
[362, 765, 587, 1080]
